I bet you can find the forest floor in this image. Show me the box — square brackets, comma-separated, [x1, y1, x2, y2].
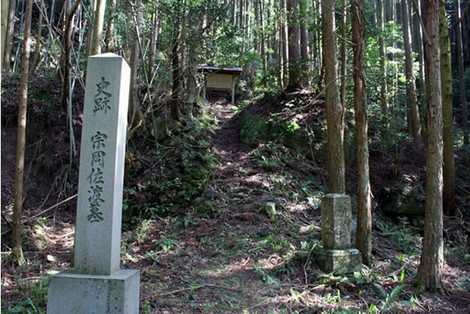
[2, 83, 470, 312]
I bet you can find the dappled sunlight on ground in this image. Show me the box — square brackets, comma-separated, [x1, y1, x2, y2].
[2, 98, 470, 313]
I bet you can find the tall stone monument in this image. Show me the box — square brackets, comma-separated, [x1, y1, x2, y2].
[47, 54, 140, 313]
[317, 194, 362, 274]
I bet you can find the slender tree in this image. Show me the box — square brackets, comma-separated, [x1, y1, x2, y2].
[171, 0, 182, 120]
[299, 0, 309, 83]
[281, 0, 289, 88]
[401, 0, 422, 141]
[455, 0, 468, 145]
[322, 0, 345, 193]
[14, 0, 33, 266]
[1, 0, 10, 70]
[128, 0, 145, 131]
[3, 0, 16, 71]
[61, 0, 82, 110]
[439, 3, 455, 215]
[352, 0, 372, 265]
[339, 0, 347, 111]
[148, 0, 160, 68]
[258, 0, 267, 81]
[411, 0, 426, 106]
[418, 0, 444, 292]
[287, 0, 302, 90]
[377, 0, 388, 115]
[104, 0, 117, 51]
[88, 0, 106, 55]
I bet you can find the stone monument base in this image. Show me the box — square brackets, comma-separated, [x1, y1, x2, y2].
[316, 248, 362, 274]
[47, 269, 140, 314]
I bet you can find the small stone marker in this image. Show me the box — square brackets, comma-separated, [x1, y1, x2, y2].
[47, 53, 140, 314]
[316, 194, 361, 274]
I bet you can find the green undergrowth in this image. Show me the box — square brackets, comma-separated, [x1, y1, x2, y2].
[4, 277, 49, 314]
[239, 92, 326, 166]
[123, 104, 218, 225]
[240, 109, 318, 158]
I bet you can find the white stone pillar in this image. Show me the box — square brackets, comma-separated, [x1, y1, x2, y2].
[47, 53, 140, 314]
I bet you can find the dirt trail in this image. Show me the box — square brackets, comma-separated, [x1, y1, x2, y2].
[140, 100, 301, 313]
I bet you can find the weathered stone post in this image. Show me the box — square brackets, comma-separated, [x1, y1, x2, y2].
[317, 194, 362, 274]
[47, 53, 140, 313]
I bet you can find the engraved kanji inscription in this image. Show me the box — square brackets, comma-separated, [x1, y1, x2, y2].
[93, 77, 112, 114]
[87, 130, 108, 223]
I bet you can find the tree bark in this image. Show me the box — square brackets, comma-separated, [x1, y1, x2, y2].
[14, 0, 33, 266]
[322, 0, 346, 193]
[287, 0, 301, 90]
[339, 0, 347, 111]
[61, 0, 81, 110]
[377, 0, 388, 115]
[104, 0, 117, 51]
[171, 0, 182, 120]
[3, 0, 16, 71]
[439, 4, 455, 215]
[1, 0, 10, 71]
[148, 0, 160, 69]
[128, 0, 144, 130]
[281, 0, 289, 88]
[401, 0, 422, 141]
[258, 0, 267, 82]
[417, 0, 444, 292]
[278, 0, 285, 88]
[352, 0, 372, 265]
[455, 0, 468, 145]
[299, 0, 309, 83]
[88, 0, 106, 56]
[411, 0, 426, 135]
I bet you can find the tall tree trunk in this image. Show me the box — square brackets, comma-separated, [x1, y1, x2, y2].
[128, 0, 144, 131]
[401, 0, 422, 141]
[1, 0, 10, 71]
[281, 0, 289, 88]
[352, 0, 371, 265]
[171, 0, 182, 120]
[287, 0, 301, 90]
[61, 0, 81, 110]
[278, 0, 285, 88]
[311, 0, 318, 69]
[299, 0, 309, 84]
[339, 0, 347, 111]
[377, 0, 388, 115]
[322, 0, 346, 193]
[259, 0, 267, 83]
[14, 0, 33, 266]
[254, 0, 260, 54]
[148, 0, 160, 68]
[314, 0, 322, 80]
[417, 0, 444, 292]
[440, 4, 455, 215]
[455, 0, 468, 145]
[239, 0, 244, 29]
[411, 0, 426, 133]
[3, 0, 16, 71]
[104, 0, 117, 51]
[88, 0, 106, 55]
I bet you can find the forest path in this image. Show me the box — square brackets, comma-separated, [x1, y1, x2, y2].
[138, 99, 321, 313]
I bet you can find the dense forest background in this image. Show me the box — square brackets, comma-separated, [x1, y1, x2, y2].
[1, 0, 470, 312]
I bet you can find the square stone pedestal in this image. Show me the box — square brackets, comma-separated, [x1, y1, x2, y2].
[47, 269, 140, 314]
[317, 248, 362, 274]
